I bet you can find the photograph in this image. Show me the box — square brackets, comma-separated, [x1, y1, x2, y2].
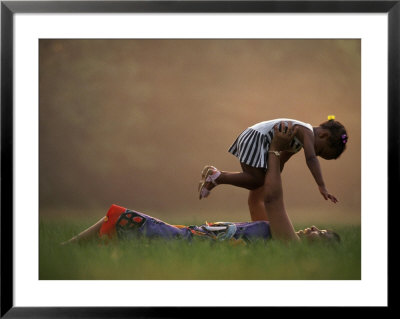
[2, 0, 394, 314]
[39, 39, 361, 280]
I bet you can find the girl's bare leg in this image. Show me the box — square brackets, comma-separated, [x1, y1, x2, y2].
[248, 187, 269, 221]
[204, 163, 265, 192]
[61, 216, 106, 245]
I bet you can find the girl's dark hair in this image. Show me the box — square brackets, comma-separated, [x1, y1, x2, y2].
[319, 119, 348, 159]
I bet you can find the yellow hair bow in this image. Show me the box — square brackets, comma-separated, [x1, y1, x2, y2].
[327, 115, 335, 121]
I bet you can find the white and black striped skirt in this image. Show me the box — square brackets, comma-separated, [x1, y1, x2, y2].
[228, 128, 273, 169]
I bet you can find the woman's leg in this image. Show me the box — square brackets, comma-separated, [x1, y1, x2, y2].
[247, 156, 289, 221]
[248, 187, 269, 221]
[61, 216, 106, 245]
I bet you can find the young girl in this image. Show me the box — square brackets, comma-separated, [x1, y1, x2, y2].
[198, 116, 348, 207]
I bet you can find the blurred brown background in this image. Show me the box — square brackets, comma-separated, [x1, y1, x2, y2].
[39, 39, 360, 225]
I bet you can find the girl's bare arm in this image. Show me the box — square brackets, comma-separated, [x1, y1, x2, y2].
[301, 129, 338, 203]
[301, 129, 326, 188]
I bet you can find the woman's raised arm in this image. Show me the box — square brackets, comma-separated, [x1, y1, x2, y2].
[263, 123, 300, 242]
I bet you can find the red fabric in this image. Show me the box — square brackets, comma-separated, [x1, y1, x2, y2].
[133, 216, 143, 223]
[99, 204, 126, 238]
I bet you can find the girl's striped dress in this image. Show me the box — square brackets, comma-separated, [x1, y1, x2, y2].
[228, 118, 313, 169]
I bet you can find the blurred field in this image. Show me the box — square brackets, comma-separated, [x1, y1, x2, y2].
[39, 216, 361, 280]
[39, 39, 361, 222]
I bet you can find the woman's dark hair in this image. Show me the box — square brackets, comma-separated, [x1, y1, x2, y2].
[326, 230, 341, 243]
[319, 119, 348, 159]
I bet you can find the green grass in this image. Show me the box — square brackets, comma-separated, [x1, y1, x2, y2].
[39, 218, 361, 280]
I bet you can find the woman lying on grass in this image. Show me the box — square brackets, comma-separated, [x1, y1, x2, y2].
[61, 122, 340, 245]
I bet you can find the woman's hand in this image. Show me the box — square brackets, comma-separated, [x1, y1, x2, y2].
[318, 185, 339, 203]
[270, 121, 298, 152]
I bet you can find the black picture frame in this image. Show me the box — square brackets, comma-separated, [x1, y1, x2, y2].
[1, 1, 396, 317]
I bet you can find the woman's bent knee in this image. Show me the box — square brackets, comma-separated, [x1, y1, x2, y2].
[248, 188, 263, 205]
